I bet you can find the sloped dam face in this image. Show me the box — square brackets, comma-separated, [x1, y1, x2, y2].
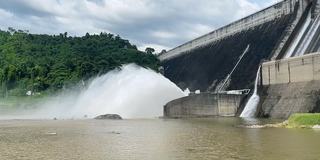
[161, 16, 293, 92]
[159, 0, 306, 92]
[160, 0, 320, 118]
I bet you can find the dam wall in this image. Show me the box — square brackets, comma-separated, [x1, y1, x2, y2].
[159, 0, 300, 61]
[162, 14, 295, 92]
[159, 0, 320, 118]
[160, 0, 313, 93]
[164, 93, 245, 118]
[259, 53, 320, 118]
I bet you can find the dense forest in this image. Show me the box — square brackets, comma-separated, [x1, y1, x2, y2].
[0, 29, 160, 97]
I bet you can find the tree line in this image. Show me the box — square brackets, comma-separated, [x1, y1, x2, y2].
[0, 29, 160, 97]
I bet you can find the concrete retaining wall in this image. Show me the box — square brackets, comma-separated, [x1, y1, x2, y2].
[259, 81, 320, 118]
[159, 0, 301, 61]
[262, 52, 320, 85]
[259, 52, 320, 118]
[164, 93, 244, 118]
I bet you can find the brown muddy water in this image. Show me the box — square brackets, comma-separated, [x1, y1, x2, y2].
[0, 118, 320, 160]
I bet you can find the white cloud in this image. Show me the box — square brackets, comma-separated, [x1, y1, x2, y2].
[0, 8, 13, 19]
[185, 24, 214, 40]
[0, 0, 276, 51]
[152, 31, 177, 39]
[234, 0, 260, 19]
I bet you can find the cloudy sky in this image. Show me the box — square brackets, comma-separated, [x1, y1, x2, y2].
[0, 0, 278, 52]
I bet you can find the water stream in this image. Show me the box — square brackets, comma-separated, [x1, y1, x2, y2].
[240, 66, 261, 118]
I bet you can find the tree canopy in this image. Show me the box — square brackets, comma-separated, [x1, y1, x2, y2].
[0, 29, 160, 96]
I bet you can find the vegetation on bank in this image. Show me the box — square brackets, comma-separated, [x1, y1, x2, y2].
[287, 113, 320, 128]
[0, 28, 160, 97]
[243, 113, 320, 129]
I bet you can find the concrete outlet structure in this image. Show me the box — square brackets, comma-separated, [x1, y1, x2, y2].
[259, 52, 320, 118]
[164, 93, 245, 118]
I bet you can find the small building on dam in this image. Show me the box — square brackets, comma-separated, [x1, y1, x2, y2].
[160, 0, 320, 118]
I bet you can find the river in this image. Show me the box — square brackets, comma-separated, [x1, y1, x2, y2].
[1, 118, 320, 160]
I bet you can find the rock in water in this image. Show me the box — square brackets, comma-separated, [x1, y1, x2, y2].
[94, 114, 122, 120]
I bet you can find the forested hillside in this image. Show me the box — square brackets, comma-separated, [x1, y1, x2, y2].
[0, 29, 159, 96]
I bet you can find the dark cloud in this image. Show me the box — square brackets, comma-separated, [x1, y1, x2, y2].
[0, 0, 52, 17]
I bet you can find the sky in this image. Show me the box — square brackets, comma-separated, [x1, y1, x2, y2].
[0, 0, 279, 52]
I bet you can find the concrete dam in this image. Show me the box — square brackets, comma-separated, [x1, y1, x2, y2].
[160, 0, 320, 118]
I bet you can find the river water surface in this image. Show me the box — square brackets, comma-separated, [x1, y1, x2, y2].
[1, 118, 320, 160]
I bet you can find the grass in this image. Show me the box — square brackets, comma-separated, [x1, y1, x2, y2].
[288, 113, 320, 128]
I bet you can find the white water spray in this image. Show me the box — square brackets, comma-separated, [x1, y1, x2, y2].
[240, 66, 261, 118]
[2, 64, 187, 119]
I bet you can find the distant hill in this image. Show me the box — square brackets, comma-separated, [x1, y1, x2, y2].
[0, 29, 159, 96]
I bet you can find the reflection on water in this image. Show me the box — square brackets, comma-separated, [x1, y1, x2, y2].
[0, 118, 320, 160]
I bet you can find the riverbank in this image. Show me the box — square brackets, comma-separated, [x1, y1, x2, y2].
[244, 113, 320, 129]
[287, 113, 320, 128]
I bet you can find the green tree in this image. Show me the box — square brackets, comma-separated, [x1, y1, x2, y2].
[0, 29, 160, 96]
[145, 47, 155, 54]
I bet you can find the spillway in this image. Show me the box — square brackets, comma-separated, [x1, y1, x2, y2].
[284, 10, 312, 58]
[296, 13, 320, 55]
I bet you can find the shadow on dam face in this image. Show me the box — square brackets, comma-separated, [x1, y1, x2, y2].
[161, 14, 294, 92]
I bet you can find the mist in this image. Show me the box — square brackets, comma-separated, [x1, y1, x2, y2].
[1, 64, 187, 119]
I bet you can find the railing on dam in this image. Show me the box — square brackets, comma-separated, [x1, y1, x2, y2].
[262, 52, 320, 85]
[159, 0, 298, 61]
